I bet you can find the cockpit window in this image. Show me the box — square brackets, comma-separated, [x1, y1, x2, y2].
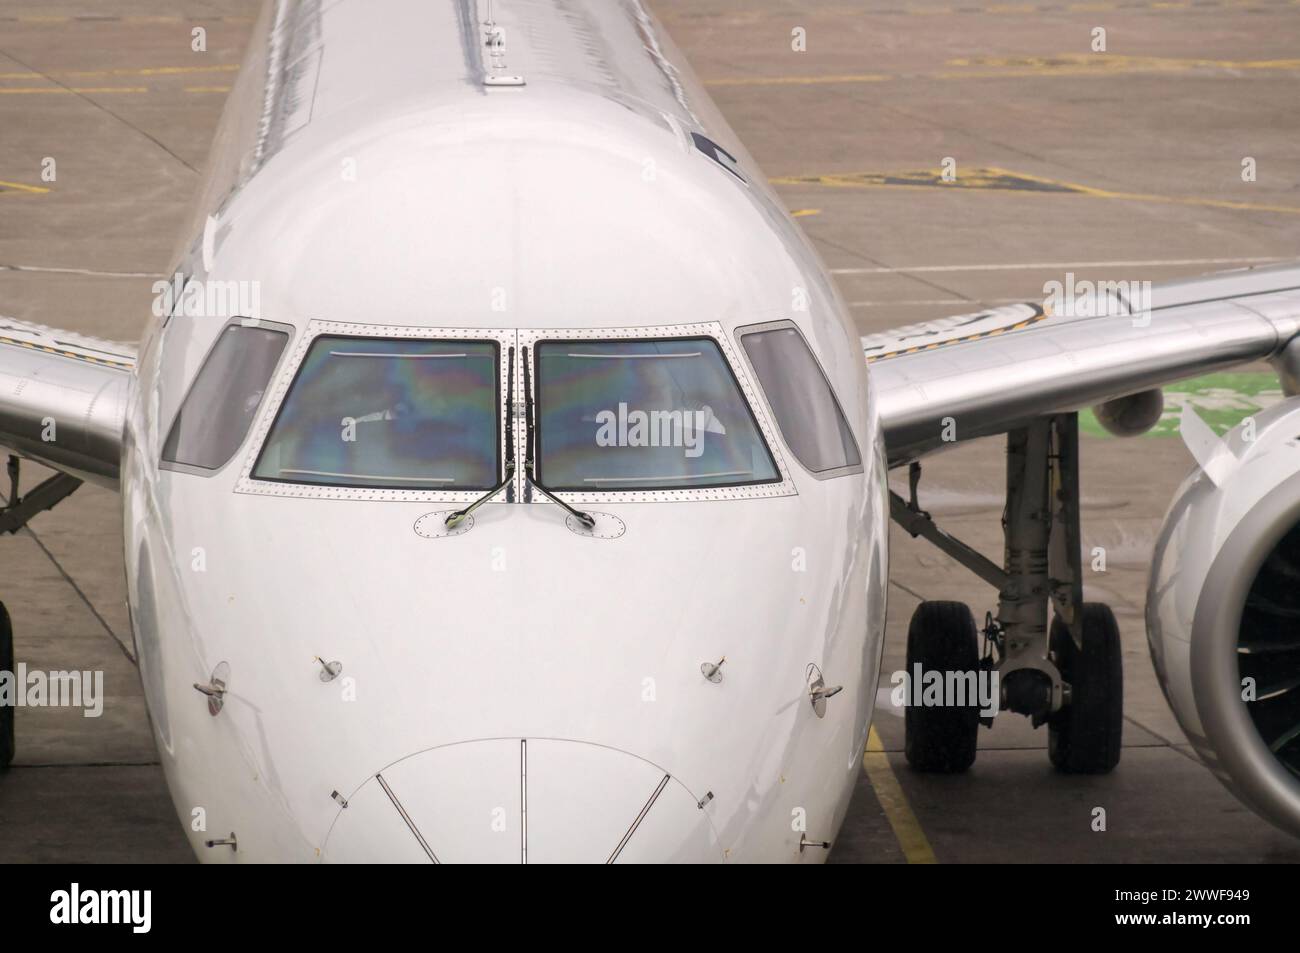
[534, 337, 779, 491]
[251, 336, 499, 490]
[162, 323, 289, 471]
[739, 323, 862, 475]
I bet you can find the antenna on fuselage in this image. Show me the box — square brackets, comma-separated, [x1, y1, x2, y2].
[481, 0, 525, 87]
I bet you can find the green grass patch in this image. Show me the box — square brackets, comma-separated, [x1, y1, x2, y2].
[1080, 372, 1284, 437]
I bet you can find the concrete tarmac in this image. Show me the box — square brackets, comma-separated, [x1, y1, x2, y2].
[1, 0, 1298, 862]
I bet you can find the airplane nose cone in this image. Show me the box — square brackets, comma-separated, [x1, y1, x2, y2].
[322, 739, 722, 863]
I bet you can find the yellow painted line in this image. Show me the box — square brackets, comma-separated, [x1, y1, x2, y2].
[0, 64, 238, 80]
[0, 86, 148, 94]
[705, 73, 888, 87]
[990, 165, 1300, 215]
[949, 54, 1300, 70]
[0, 335, 133, 370]
[883, 0, 1275, 12]
[774, 167, 1079, 193]
[0, 86, 147, 95]
[863, 726, 937, 863]
[0, 179, 50, 195]
[772, 165, 1300, 216]
[866, 307, 1049, 363]
[940, 53, 1300, 79]
[132, 64, 239, 77]
[706, 53, 1300, 88]
[1048, 184, 1300, 216]
[3, 13, 252, 24]
[791, 208, 821, 218]
[668, 0, 1289, 16]
[184, 85, 233, 93]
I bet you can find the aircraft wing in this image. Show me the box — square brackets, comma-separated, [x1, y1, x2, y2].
[866, 262, 1300, 466]
[0, 316, 135, 490]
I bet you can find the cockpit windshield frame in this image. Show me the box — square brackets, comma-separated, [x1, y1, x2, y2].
[236, 320, 795, 505]
[517, 322, 795, 504]
[236, 321, 515, 503]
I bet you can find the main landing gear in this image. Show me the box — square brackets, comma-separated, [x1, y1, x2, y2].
[892, 414, 1123, 775]
[1048, 603, 1123, 773]
[1, 602, 13, 769]
[905, 601, 980, 772]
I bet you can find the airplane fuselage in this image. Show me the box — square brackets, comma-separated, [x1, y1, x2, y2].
[116, 0, 890, 862]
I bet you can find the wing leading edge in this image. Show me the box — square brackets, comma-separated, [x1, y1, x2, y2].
[0, 316, 135, 489]
[867, 263, 1300, 467]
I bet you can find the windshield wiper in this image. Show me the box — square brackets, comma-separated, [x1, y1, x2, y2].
[445, 346, 516, 528]
[522, 346, 597, 530]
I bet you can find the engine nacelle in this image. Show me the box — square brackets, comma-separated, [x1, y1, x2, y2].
[1147, 396, 1300, 836]
[1093, 388, 1164, 437]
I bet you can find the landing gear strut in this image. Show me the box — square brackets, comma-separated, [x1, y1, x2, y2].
[0, 455, 82, 770]
[1, 455, 81, 536]
[891, 413, 1123, 774]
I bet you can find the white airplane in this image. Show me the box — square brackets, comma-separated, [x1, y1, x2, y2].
[0, 0, 1298, 863]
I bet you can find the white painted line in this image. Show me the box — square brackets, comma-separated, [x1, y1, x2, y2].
[850, 298, 1024, 308]
[0, 263, 164, 278]
[829, 256, 1283, 276]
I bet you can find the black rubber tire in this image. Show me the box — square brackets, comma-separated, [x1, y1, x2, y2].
[0, 602, 13, 769]
[904, 600, 980, 773]
[1048, 602, 1123, 774]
